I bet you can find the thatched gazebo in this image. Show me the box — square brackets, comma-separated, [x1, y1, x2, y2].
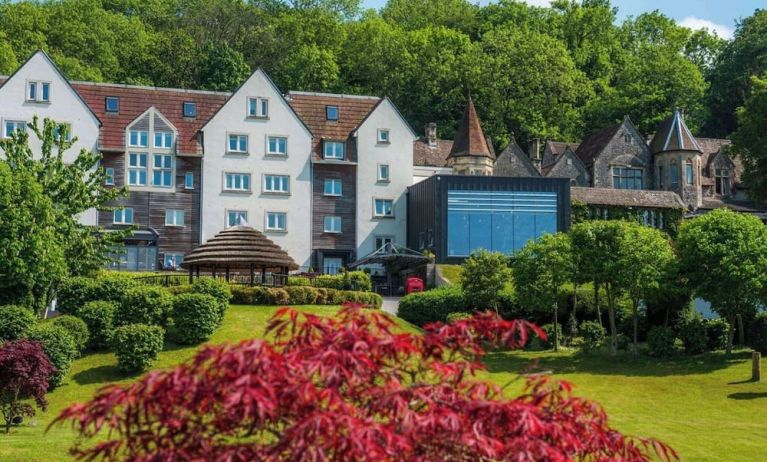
[182, 226, 299, 285]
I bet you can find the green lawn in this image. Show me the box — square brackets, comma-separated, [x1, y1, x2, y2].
[437, 264, 462, 284]
[4, 305, 767, 461]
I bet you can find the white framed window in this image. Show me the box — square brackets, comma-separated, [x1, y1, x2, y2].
[267, 136, 287, 156]
[127, 153, 148, 186]
[324, 178, 342, 196]
[163, 253, 183, 269]
[377, 164, 390, 182]
[248, 97, 269, 118]
[227, 210, 248, 227]
[129, 130, 148, 147]
[377, 129, 390, 143]
[223, 172, 251, 192]
[154, 132, 173, 149]
[228, 134, 248, 154]
[165, 209, 184, 226]
[265, 211, 287, 232]
[105, 167, 115, 185]
[263, 174, 290, 194]
[152, 154, 173, 187]
[324, 216, 341, 233]
[323, 141, 345, 160]
[113, 208, 134, 224]
[326, 105, 339, 121]
[27, 81, 50, 102]
[373, 198, 394, 217]
[375, 236, 393, 250]
[184, 171, 194, 189]
[3, 120, 26, 138]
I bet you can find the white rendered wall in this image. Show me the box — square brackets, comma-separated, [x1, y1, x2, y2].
[413, 165, 452, 184]
[201, 70, 313, 269]
[355, 99, 415, 256]
[0, 52, 101, 225]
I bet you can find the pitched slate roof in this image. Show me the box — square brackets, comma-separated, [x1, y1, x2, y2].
[571, 186, 685, 209]
[448, 97, 494, 160]
[543, 140, 580, 165]
[493, 138, 540, 177]
[414, 138, 453, 167]
[575, 124, 621, 168]
[74, 82, 229, 156]
[650, 108, 702, 154]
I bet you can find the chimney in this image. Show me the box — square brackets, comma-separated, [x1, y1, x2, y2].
[425, 122, 437, 147]
[528, 138, 542, 162]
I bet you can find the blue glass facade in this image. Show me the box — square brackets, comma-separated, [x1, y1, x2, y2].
[446, 190, 558, 257]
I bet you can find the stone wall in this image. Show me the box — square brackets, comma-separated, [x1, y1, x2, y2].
[591, 123, 653, 189]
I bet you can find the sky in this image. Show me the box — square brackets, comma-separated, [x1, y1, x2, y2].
[361, 0, 765, 39]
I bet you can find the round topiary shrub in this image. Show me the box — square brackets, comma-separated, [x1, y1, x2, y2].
[647, 327, 677, 357]
[116, 287, 174, 327]
[748, 312, 767, 354]
[191, 279, 231, 323]
[172, 294, 220, 344]
[51, 315, 89, 354]
[26, 324, 78, 389]
[678, 317, 708, 354]
[706, 318, 730, 351]
[268, 288, 290, 305]
[0, 305, 37, 341]
[578, 320, 605, 352]
[56, 277, 102, 315]
[78, 301, 117, 350]
[111, 324, 165, 372]
[96, 275, 138, 302]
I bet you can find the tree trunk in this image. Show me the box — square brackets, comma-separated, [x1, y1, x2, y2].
[632, 299, 639, 357]
[738, 314, 745, 347]
[594, 283, 603, 328]
[726, 315, 736, 355]
[553, 301, 559, 352]
[607, 285, 618, 356]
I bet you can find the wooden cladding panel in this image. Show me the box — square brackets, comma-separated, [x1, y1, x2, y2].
[312, 164, 356, 250]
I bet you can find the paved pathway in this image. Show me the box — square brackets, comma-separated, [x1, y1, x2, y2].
[381, 297, 400, 316]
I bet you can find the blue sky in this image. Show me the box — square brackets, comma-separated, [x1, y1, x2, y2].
[361, 0, 765, 39]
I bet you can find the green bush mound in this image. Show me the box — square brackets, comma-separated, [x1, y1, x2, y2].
[287, 271, 372, 292]
[26, 324, 78, 389]
[0, 305, 37, 341]
[229, 285, 382, 308]
[678, 317, 708, 354]
[537, 323, 562, 350]
[172, 294, 220, 344]
[57, 275, 138, 315]
[190, 278, 231, 323]
[398, 285, 467, 326]
[648, 327, 677, 357]
[116, 286, 174, 327]
[51, 315, 89, 354]
[748, 312, 767, 354]
[706, 318, 730, 351]
[579, 320, 606, 352]
[446, 312, 472, 323]
[112, 324, 165, 372]
[77, 301, 117, 350]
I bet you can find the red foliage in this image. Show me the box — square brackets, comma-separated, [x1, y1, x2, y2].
[54, 304, 677, 461]
[0, 339, 55, 433]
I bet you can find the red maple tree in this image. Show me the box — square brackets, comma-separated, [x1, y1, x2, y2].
[54, 304, 677, 461]
[1, 339, 55, 433]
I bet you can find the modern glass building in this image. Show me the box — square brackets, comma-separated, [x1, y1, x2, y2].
[407, 175, 570, 263]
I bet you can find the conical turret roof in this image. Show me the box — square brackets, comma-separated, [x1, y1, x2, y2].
[650, 108, 702, 154]
[448, 97, 494, 160]
[181, 226, 298, 270]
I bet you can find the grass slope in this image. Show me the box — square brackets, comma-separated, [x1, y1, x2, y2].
[4, 305, 767, 461]
[437, 264, 462, 284]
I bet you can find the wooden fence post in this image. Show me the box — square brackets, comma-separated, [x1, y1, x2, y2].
[753, 351, 762, 382]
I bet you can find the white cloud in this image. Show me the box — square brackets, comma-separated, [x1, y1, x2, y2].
[678, 16, 734, 40]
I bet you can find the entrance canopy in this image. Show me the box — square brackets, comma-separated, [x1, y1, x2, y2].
[348, 242, 430, 271]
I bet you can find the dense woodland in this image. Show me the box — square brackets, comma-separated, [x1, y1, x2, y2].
[0, 0, 765, 152]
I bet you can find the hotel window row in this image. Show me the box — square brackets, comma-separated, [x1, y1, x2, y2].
[104, 98, 197, 119]
[225, 210, 287, 232]
[227, 134, 288, 156]
[222, 173, 291, 194]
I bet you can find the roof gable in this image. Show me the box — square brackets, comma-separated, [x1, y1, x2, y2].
[493, 138, 540, 177]
[575, 123, 621, 167]
[546, 147, 588, 176]
[354, 97, 418, 139]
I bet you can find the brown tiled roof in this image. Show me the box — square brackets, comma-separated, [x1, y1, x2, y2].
[286, 91, 380, 160]
[571, 186, 685, 209]
[649, 109, 702, 154]
[74, 82, 229, 156]
[448, 97, 493, 160]
[575, 124, 620, 167]
[414, 138, 453, 167]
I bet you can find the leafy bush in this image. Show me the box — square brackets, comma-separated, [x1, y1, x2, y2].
[0, 305, 37, 341]
[172, 294, 220, 344]
[678, 317, 708, 354]
[287, 276, 312, 286]
[270, 288, 290, 305]
[56, 277, 101, 315]
[540, 323, 562, 349]
[51, 315, 89, 354]
[166, 285, 193, 296]
[308, 271, 372, 292]
[748, 312, 767, 354]
[398, 285, 467, 327]
[77, 301, 117, 349]
[446, 312, 473, 323]
[191, 279, 231, 323]
[706, 318, 730, 351]
[647, 327, 677, 357]
[97, 275, 138, 301]
[229, 285, 381, 308]
[26, 325, 78, 389]
[116, 287, 173, 327]
[112, 324, 165, 372]
[579, 321, 605, 352]
[616, 333, 631, 351]
[461, 250, 511, 310]
[285, 286, 318, 305]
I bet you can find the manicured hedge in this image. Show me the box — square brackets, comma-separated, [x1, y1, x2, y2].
[287, 271, 372, 292]
[77, 301, 117, 349]
[397, 285, 467, 327]
[172, 294, 220, 344]
[26, 324, 78, 389]
[229, 285, 382, 308]
[112, 324, 165, 372]
[51, 315, 89, 354]
[57, 275, 137, 315]
[191, 278, 231, 323]
[0, 305, 37, 341]
[115, 286, 174, 327]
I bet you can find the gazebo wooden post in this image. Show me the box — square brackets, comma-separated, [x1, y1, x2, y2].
[188, 265, 193, 284]
[225, 266, 230, 282]
[250, 264, 255, 286]
[195, 266, 200, 279]
[261, 266, 267, 285]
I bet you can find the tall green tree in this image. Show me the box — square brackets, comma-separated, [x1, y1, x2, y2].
[460, 249, 511, 311]
[196, 42, 251, 92]
[732, 74, 767, 203]
[677, 209, 767, 354]
[512, 233, 573, 351]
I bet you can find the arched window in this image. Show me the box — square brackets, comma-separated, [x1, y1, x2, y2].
[685, 160, 694, 186]
[670, 161, 679, 186]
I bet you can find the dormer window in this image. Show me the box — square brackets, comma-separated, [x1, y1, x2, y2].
[715, 168, 730, 196]
[27, 81, 50, 102]
[326, 105, 339, 121]
[154, 131, 174, 149]
[129, 130, 148, 147]
[183, 102, 197, 118]
[323, 140, 345, 160]
[106, 97, 120, 113]
[248, 97, 268, 118]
